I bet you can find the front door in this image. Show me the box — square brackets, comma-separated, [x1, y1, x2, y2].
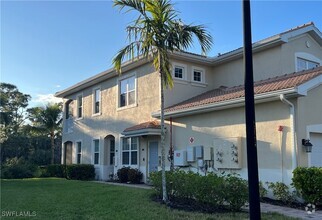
[149, 141, 159, 173]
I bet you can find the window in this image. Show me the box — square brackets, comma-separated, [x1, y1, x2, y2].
[192, 67, 205, 84]
[77, 95, 83, 118]
[119, 76, 135, 107]
[93, 88, 100, 114]
[93, 139, 99, 165]
[174, 66, 184, 79]
[65, 100, 74, 119]
[110, 139, 115, 165]
[122, 137, 138, 165]
[76, 142, 81, 164]
[172, 63, 187, 81]
[297, 58, 319, 71]
[193, 70, 202, 82]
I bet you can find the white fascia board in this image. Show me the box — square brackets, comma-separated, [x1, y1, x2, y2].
[121, 128, 161, 137]
[55, 58, 149, 98]
[152, 88, 296, 119]
[297, 74, 322, 95]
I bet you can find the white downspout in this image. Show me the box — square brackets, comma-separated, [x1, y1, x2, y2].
[279, 94, 297, 170]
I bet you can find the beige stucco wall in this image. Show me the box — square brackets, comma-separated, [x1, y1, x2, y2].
[296, 84, 322, 167]
[211, 33, 322, 89]
[170, 100, 294, 183]
[164, 58, 213, 107]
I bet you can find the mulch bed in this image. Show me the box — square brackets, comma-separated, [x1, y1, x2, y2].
[261, 197, 321, 211]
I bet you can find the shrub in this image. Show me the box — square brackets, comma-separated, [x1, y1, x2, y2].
[292, 167, 322, 205]
[117, 167, 131, 183]
[65, 164, 95, 181]
[128, 168, 143, 184]
[259, 181, 268, 199]
[45, 164, 66, 178]
[223, 174, 248, 211]
[117, 167, 143, 183]
[267, 182, 296, 204]
[1, 157, 40, 179]
[150, 169, 248, 211]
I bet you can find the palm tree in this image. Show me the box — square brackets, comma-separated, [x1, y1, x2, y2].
[113, 0, 212, 203]
[28, 103, 62, 164]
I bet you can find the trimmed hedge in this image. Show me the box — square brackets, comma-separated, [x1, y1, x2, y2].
[292, 167, 322, 205]
[1, 157, 41, 179]
[65, 164, 95, 181]
[150, 170, 248, 211]
[45, 164, 66, 178]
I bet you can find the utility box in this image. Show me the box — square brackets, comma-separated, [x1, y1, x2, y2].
[187, 146, 196, 162]
[203, 146, 213, 161]
[195, 145, 203, 158]
[213, 137, 242, 169]
[174, 150, 188, 166]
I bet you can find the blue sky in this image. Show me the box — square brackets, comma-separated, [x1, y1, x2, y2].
[1, 0, 322, 107]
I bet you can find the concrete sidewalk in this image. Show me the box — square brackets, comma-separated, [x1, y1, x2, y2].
[94, 181, 322, 220]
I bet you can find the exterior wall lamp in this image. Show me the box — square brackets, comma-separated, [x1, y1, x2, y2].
[302, 139, 313, 153]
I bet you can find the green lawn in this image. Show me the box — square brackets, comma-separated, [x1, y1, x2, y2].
[1, 178, 296, 220]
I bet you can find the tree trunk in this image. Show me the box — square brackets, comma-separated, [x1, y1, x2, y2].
[51, 131, 55, 164]
[159, 55, 168, 203]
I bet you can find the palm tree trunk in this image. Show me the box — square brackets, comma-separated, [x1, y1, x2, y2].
[51, 131, 55, 164]
[159, 55, 168, 203]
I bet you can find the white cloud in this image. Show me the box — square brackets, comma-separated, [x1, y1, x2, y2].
[31, 94, 62, 107]
[55, 85, 61, 88]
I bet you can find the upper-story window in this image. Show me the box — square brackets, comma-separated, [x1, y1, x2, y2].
[119, 76, 136, 108]
[122, 137, 138, 165]
[174, 66, 186, 80]
[76, 95, 83, 118]
[297, 58, 319, 71]
[93, 88, 101, 114]
[192, 67, 206, 83]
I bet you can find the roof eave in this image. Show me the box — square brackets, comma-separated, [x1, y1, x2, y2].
[152, 88, 297, 119]
[121, 128, 161, 137]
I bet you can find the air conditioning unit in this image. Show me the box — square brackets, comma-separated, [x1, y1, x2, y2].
[174, 150, 188, 166]
[187, 146, 196, 162]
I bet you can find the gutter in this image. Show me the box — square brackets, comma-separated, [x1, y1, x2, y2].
[279, 94, 297, 170]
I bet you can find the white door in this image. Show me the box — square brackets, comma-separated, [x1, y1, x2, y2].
[310, 133, 322, 167]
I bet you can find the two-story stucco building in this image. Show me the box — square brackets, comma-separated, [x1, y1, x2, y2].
[55, 22, 322, 185]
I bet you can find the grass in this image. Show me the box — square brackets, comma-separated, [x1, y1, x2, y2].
[1, 178, 297, 220]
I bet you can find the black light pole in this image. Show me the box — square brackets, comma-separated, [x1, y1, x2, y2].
[242, 0, 261, 219]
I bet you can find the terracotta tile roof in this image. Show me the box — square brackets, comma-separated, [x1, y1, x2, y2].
[123, 121, 160, 132]
[165, 66, 322, 113]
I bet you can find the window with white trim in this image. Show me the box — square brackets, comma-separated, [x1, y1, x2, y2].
[93, 88, 101, 114]
[297, 58, 319, 71]
[93, 139, 99, 165]
[122, 137, 138, 165]
[119, 76, 136, 107]
[174, 65, 185, 79]
[77, 95, 83, 118]
[76, 142, 81, 164]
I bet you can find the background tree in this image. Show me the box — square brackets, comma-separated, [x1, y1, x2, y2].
[27, 103, 63, 164]
[0, 83, 31, 139]
[113, 0, 212, 203]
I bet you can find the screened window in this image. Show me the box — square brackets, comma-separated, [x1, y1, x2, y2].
[110, 139, 115, 165]
[297, 58, 319, 71]
[77, 95, 82, 118]
[122, 137, 138, 165]
[76, 142, 81, 164]
[93, 139, 99, 165]
[120, 76, 135, 107]
[93, 88, 100, 114]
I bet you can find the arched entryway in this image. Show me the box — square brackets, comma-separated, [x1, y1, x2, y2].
[63, 141, 73, 165]
[104, 135, 115, 180]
